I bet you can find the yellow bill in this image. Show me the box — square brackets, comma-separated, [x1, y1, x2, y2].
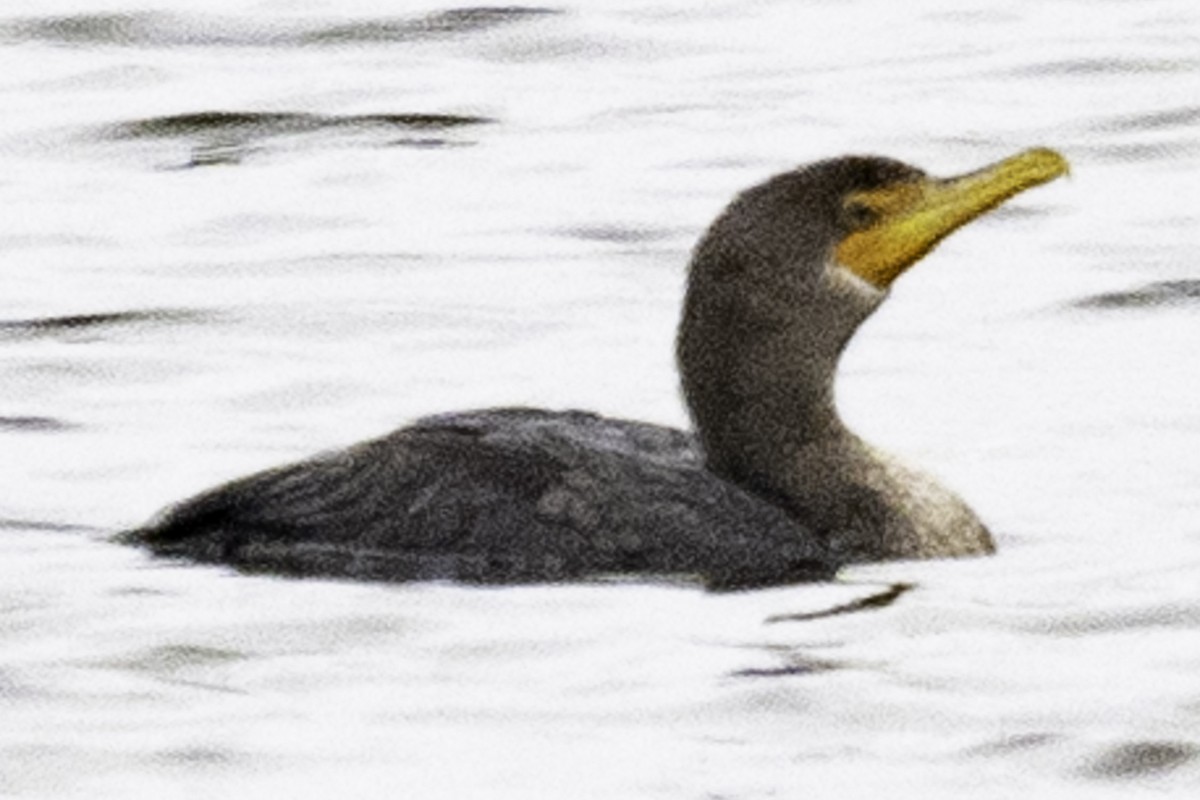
[835, 147, 1069, 288]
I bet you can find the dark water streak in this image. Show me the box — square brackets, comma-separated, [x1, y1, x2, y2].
[1072, 280, 1200, 309]
[93, 111, 495, 166]
[0, 7, 561, 49]
[0, 309, 209, 340]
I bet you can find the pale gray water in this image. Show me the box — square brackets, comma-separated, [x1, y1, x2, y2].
[1, 0, 1199, 797]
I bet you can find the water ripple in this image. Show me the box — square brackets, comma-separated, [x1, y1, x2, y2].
[0, 416, 77, 433]
[1013, 56, 1200, 77]
[303, 7, 563, 45]
[1082, 740, 1199, 780]
[95, 111, 494, 166]
[1092, 105, 1200, 133]
[0, 309, 210, 340]
[1071, 280, 1200, 310]
[106, 111, 493, 140]
[0, 8, 561, 49]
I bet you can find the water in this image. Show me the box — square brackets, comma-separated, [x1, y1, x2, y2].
[1, 0, 1198, 796]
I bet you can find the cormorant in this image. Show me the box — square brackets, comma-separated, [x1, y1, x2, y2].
[123, 148, 1068, 589]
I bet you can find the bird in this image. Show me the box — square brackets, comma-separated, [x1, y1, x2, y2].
[122, 148, 1069, 590]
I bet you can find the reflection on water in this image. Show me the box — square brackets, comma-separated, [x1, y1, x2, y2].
[1, 0, 1199, 796]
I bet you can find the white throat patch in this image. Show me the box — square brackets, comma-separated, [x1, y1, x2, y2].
[826, 258, 887, 307]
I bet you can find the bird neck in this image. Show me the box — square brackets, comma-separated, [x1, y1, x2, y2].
[680, 262, 879, 462]
[678, 261, 994, 562]
[678, 260, 907, 548]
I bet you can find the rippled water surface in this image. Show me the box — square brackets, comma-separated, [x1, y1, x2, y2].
[2, 1, 1199, 797]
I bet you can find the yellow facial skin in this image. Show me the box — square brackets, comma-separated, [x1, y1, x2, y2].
[835, 148, 1069, 288]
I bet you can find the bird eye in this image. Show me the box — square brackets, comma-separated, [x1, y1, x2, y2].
[843, 201, 879, 230]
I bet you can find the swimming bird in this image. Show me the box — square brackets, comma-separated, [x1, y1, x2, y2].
[124, 148, 1068, 589]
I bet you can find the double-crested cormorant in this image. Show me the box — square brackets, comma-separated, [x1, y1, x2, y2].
[124, 148, 1068, 589]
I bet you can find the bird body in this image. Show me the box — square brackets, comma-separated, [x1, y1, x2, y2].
[132, 409, 831, 589]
